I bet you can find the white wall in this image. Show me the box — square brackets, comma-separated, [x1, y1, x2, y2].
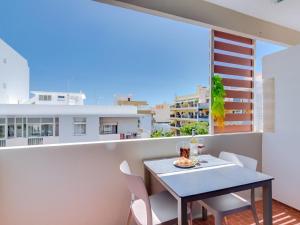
[59, 115, 100, 143]
[0, 39, 29, 104]
[28, 92, 85, 105]
[43, 136, 60, 145]
[6, 137, 59, 147]
[263, 45, 300, 210]
[101, 117, 139, 134]
[99, 133, 120, 141]
[59, 116, 138, 143]
[0, 133, 262, 225]
[139, 114, 152, 137]
[6, 138, 27, 147]
[153, 104, 170, 123]
[153, 122, 171, 132]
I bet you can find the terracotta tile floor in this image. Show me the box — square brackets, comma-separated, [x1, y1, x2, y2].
[193, 200, 300, 225]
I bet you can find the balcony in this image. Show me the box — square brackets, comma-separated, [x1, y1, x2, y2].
[174, 116, 198, 122]
[0, 133, 265, 225]
[1, 0, 300, 225]
[171, 105, 198, 111]
[28, 137, 44, 145]
[171, 114, 209, 122]
[1, 132, 300, 225]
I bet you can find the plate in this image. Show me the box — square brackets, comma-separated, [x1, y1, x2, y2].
[173, 159, 197, 168]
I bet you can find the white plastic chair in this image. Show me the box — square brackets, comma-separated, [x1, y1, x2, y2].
[120, 161, 192, 225]
[195, 152, 260, 225]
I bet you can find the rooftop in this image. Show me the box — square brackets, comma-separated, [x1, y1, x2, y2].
[0, 104, 138, 116]
[31, 91, 86, 99]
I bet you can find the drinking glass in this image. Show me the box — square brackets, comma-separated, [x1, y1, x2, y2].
[176, 141, 190, 159]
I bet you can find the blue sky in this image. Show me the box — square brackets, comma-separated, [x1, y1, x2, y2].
[0, 0, 285, 105]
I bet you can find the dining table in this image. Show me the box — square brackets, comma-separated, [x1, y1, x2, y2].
[144, 154, 274, 225]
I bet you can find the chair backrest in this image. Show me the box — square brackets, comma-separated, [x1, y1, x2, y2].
[236, 154, 257, 171]
[219, 151, 243, 167]
[120, 161, 153, 225]
[219, 151, 257, 171]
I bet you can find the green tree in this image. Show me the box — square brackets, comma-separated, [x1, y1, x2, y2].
[179, 122, 209, 135]
[212, 75, 226, 128]
[151, 130, 175, 138]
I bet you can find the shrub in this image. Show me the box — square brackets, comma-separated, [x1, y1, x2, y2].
[179, 121, 209, 135]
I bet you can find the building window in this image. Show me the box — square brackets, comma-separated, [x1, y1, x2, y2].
[16, 117, 23, 138]
[27, 117, 57, 137]
[23, 118, 27, 138]
[39, 95, 52, 101]
[28, 123, 41, 137]
[101, 124, 118, 134]
[55, 117, 59, 136]
[73, 117, 86, 136]
[0, 118, 5, 139]
[57, 96, 65, 101]
[7, 117, 15, 138]
[41, 118, 54, 137]
[41, 124, 53, 136]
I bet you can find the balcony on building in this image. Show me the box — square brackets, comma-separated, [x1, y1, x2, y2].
[1, 1, 300, 225]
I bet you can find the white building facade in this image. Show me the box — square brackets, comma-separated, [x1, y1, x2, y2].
[0, 105, 140, 147]
[0, 39, 30, 104]
[0, 39, 147, 148]
[27, 91, 86, 105]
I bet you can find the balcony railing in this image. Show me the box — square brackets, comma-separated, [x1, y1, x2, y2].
[174, 114, 198, 119]
[0, 139, 6, 147]
[172, 105, 198, 110]
[28, 137, 44, 145]
[170, 103, 209, 111]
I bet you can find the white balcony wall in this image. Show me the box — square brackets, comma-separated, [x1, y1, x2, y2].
[0, 133, 261, 225]
[43, 136, 60, 145]
[0, 39, 29, 104]
[263, 45, 300, 210]
[99, 133, 120, 141]
[6, 137, 60, 147]
[6, 138, 27, 147]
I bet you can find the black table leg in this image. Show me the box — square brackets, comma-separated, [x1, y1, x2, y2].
[178, 198, 188, 225]
[263, 180, 273, 225]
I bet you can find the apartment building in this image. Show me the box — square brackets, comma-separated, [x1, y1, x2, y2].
[0, 104, 140, 147]
[115, 95, 153, 137]
[0, 38, 29, 104]
[152, 103, 171, 132]
[27, 91, 86, 105]
[153, 103, 170, 123]
[170, 85, 209, 132]
[0, 39, 143, 147]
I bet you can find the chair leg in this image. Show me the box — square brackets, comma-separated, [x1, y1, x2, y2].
[214, 213, 223, 225]
[224, 216, 229, 225]
[126, 209, 132, 225]
[202, 206, 208, 221]
[251, 206, 260, 225]
[250, 188, 259, 225]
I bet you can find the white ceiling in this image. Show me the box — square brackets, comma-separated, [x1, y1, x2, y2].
[204, 0, 300, 32]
